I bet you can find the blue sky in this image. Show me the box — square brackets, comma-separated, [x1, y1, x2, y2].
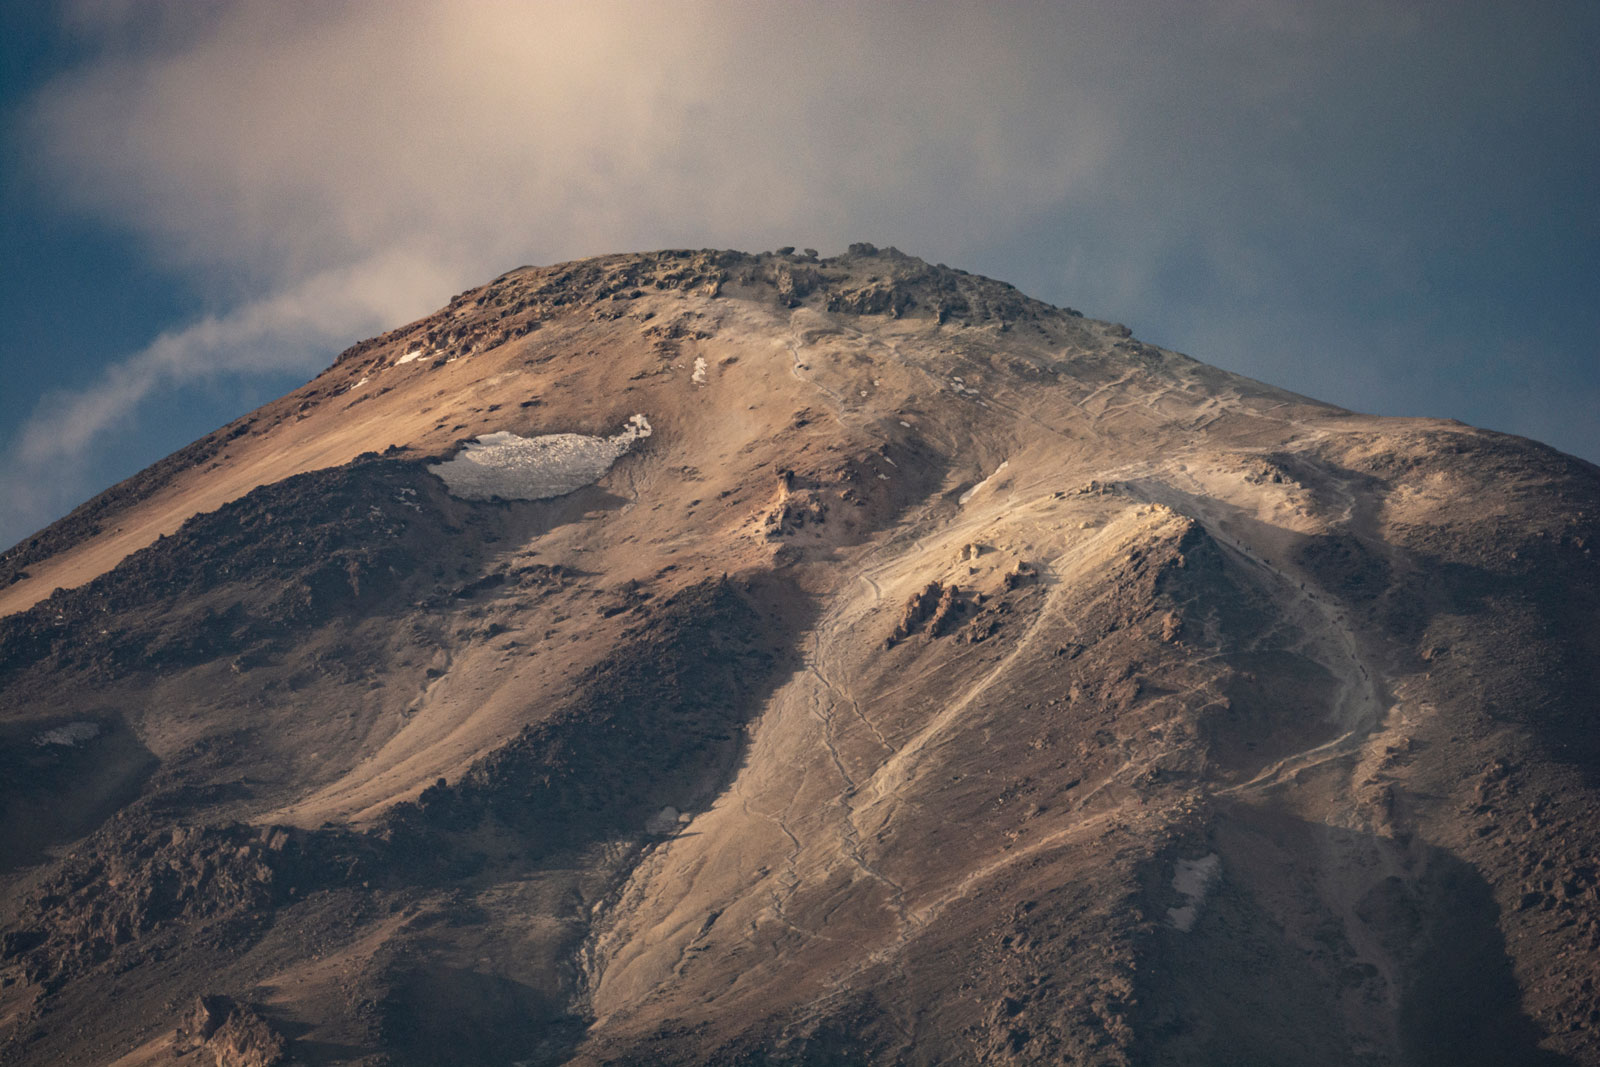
[2, 1, 1596, 550]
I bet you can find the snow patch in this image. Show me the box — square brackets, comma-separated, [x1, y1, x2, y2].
[958, 460, 1009, 506]
[1167, 853, 1221, 932]
[430, 415, 652, 501]
[692, 357, 708, 385]
[396, 348, 423, 365]
[34, 722, 100, 748]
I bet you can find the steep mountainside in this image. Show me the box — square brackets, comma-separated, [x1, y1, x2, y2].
[2, 246, 1597, 1066]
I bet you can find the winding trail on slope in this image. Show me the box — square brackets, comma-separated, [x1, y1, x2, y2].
[1124, 467, 1412, 1004]
[1123, 472, 1389, 792]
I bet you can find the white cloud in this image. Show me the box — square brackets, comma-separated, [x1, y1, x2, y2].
[26, 0, 1120, 285]
[0, 250, 457, 542]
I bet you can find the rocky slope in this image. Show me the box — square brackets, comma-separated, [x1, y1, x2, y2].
[1, 246, 1597, 1065]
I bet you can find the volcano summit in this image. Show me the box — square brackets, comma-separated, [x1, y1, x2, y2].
[1, 247, 1597, 1065]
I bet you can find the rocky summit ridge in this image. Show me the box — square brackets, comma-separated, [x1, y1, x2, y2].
[1, 246, 1598, 1066]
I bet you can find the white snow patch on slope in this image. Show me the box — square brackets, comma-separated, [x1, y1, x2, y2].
[692, 357, 708, 385]
[396, 343, 425, 365]
[958, 460, 1009, 506]
[431, 415, 652, 500]
[1167, 853, 1221, 932]
[34, 722, 100, 747]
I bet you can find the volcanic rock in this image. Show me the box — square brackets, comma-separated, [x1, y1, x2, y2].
[1, 246, 1597, 1066]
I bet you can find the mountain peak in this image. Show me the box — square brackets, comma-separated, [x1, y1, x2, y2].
[334, 244, 1078, 377]
[0, 247, 1166, 614]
